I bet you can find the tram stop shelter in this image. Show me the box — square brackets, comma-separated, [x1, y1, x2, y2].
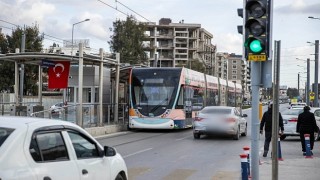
[0, 43, 122, 130]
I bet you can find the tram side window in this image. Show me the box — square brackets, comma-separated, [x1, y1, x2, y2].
[206, 89, 217, 106]
[175, 87, 184, 109]
[192, 89, 204, 109]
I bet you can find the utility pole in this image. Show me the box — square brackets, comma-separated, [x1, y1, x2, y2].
[272, 40, 281, 180]
[298, 73, 300, 97]
[19, 31, 26, 105]
[307, 58, 310, 105]
[315, 40, 319, 107]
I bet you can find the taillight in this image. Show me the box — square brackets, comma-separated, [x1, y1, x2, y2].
[195, 117, 204, 121]
[288, 118, 298, 122]
[226, 118, 236, 123]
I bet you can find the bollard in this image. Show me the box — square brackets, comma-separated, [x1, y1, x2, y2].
[278, 137, 284, 161]
[240, 154, 249, 180]
[243, 146, 251, 178]
[304, 134, 313, 158]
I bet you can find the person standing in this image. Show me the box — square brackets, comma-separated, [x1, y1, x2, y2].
[260, 103, 284, 157]
[296, 106, 319, 155]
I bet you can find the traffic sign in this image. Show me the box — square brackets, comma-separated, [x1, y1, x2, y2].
[248, 54, 267, 61]
[310, 92, 315, 100]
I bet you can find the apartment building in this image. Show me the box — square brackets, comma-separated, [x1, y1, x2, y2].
[214, 52, 228, 80]
[227, 53, 251, 99]
[143, 18, 216, 68]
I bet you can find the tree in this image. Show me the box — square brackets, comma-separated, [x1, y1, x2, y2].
[108, 15, 147, 64]
[287, 88, 299, 98]
[186, 59, 206, 73]
[0, 24, 43, 94]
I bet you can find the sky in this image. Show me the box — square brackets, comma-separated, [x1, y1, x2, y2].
[0, 0, 319, 88]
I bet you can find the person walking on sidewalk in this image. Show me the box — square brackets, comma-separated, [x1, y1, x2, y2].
[296, 106, 319, 155]
[260, 103, 284, 157]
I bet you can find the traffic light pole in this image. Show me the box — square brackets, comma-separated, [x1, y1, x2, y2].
[307, 58, 310, 106]
[250, 61, 261, 180]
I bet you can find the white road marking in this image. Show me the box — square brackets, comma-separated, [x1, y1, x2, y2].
[123, 148, 153, 158]
[175, 136, 193, 141]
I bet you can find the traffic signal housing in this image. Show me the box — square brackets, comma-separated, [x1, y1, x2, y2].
[244, 0, 271, 61]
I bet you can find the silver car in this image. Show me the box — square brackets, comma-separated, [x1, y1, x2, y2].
[309, 107, 320, 141]
[193, 106, 248, 140]
[281, 108, 303, 140]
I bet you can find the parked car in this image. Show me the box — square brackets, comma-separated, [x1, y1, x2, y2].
[50, 102, 65, 113]
[193, 106, 248, 140]
[0, 117, 128, 180]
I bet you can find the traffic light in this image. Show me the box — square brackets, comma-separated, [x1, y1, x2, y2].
[244, 0, 271, 61]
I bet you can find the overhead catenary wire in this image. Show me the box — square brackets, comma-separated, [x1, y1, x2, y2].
[115, 0, 152, 22]
[96, 0, 128, 16]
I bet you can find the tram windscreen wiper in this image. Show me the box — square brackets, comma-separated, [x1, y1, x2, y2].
[150, 98, 168, 113]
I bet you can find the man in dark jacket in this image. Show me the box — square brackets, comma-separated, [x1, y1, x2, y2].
[260, 104, 284, 157]
[297, 106, 319, 155]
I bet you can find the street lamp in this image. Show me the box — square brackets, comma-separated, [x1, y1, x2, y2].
[71, 18, 90, 56]
[307, 40, 319, 107]
[308, 16, 320, 20]
[296, 58, 311, 105]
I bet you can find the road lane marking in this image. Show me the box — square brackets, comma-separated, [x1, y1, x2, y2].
[123, 148, 153, 158]
[175, 135, 193, 141]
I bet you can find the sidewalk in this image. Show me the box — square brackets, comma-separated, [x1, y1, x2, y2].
[259, 156, 320, 180]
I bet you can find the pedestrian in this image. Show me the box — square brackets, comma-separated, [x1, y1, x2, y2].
[260, 103, 284, 157]
[296, 106, 319, 155]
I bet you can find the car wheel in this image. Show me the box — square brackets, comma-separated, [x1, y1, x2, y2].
[233, 127, 240, 140]
[194, 132, 201, 139]
[314, 130, 320, 141]
[280, 135, 286, 141]
[241, 125, 247, 136]
[115, 173, 125, 180]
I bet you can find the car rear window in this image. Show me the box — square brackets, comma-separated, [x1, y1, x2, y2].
[0, 127, 15, 147]
[282, 109, 303, 115]
[201, 108, 231, 114]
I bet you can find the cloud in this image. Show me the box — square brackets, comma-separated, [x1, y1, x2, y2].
[276, 0, 320, 15]
[213, 33, 242, 54]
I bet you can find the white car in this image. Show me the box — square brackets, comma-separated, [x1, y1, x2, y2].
[50, 102, 64, 113]
[290, 102, 306, 109]
[309, 107, 320, 141]
[193, 106, 248, 140]
[281, 108, 303, 140]
[0, 117, 128, 180]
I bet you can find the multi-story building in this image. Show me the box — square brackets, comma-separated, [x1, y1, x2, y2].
[214, 52, 228, 80]
[143, 18, 216, 69]
[227, 53, 251, 101]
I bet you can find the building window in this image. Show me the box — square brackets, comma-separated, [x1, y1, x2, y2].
[232, 65, 237, 69]
[232, 75, 237, 79]
[233, 60, 237, 64]
[232, 70, 237, 74]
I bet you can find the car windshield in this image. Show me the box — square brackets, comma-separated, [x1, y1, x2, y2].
[0, 127, 15, 147]
[201, 108, 231, 115]
[282, 109, 303, 115]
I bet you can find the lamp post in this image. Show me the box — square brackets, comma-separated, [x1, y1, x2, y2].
[307, 40, 319, 107]
[308, 16, 320, 20]
[296, 58, 310, 105]
[71, 19, 90, 56]
[308, 16, 319, 106]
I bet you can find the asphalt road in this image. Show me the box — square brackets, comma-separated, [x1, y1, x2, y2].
[96, 103, 312, 180]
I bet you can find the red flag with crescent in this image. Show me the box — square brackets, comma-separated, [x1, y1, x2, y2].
[48, 61, 70, 89]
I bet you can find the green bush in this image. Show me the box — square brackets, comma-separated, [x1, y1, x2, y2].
[242, 105, 251, 109]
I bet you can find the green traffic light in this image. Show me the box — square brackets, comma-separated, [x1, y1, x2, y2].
[249, 39, 263, 53]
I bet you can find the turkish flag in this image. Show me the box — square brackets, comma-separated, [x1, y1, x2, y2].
[48, 61, 70, 89]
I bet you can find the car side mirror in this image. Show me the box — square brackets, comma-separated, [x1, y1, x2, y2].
[242, 114, 248, 117]
[104, 146, 116, 157]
